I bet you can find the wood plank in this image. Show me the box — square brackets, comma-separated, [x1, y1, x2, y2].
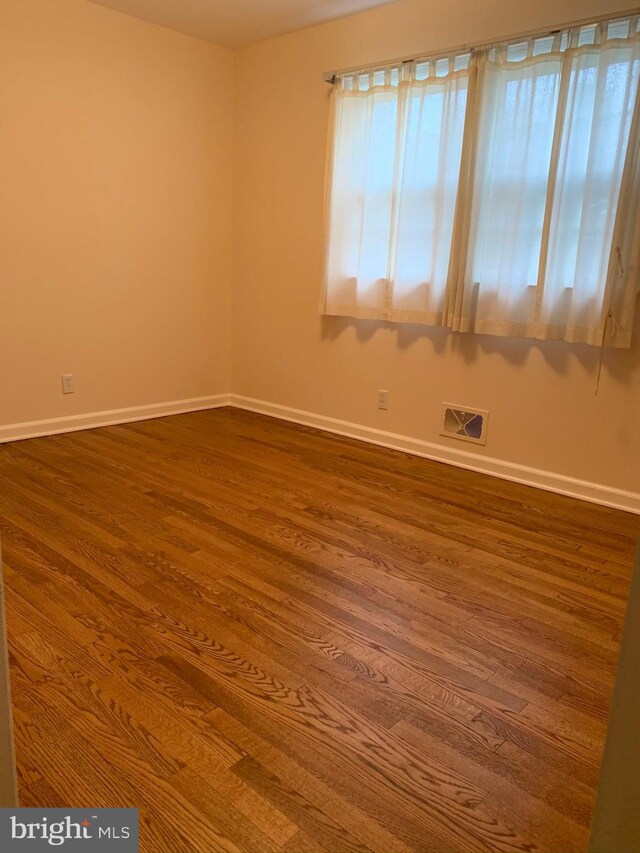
[0, 408, 636, 852]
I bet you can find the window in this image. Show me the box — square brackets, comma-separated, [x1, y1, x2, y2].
[322, 16, 640, 347]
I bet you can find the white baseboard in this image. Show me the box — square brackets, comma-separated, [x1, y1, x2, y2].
[2, 392, 638, 514]
[0, 394, 232, 444]
[230, 394, 640, 516]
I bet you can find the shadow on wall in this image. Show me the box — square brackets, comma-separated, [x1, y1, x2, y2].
[320, 299, 640, 385]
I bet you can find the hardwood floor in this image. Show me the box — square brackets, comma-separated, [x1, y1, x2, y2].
[0, 408, 638, 853]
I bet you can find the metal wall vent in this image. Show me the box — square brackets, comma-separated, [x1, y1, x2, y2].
[441, 404, 489, 445]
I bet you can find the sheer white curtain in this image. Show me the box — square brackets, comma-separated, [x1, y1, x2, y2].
[322, 16, 640, 347]
[322, 57, 470, 324]
[451, 18, 640, 344]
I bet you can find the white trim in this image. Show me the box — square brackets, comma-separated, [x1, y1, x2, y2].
[2, 392, 638, 514]
[230, 395, 640, 516]
[0, 395, 232, 444]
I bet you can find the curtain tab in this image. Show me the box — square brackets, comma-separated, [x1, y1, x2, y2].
[594, 21, 604, 45]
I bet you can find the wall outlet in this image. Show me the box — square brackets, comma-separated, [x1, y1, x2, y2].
[377, 389, 389, 411]
[61, 374, 75, 395]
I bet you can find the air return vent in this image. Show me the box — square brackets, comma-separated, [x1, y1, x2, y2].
[441, 404, 489, 445]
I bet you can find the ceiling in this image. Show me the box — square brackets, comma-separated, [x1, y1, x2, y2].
[86, 0, 400, 48]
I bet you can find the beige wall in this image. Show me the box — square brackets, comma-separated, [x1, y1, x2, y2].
[0, 556, 18, 807]
[233, 0, 640, 494]
[1, 0, 638, 497]
[0, 0, 234, 426]
[589, 544, 640, 853]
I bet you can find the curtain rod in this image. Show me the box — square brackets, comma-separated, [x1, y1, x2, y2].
[323, 6, 640, 83]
